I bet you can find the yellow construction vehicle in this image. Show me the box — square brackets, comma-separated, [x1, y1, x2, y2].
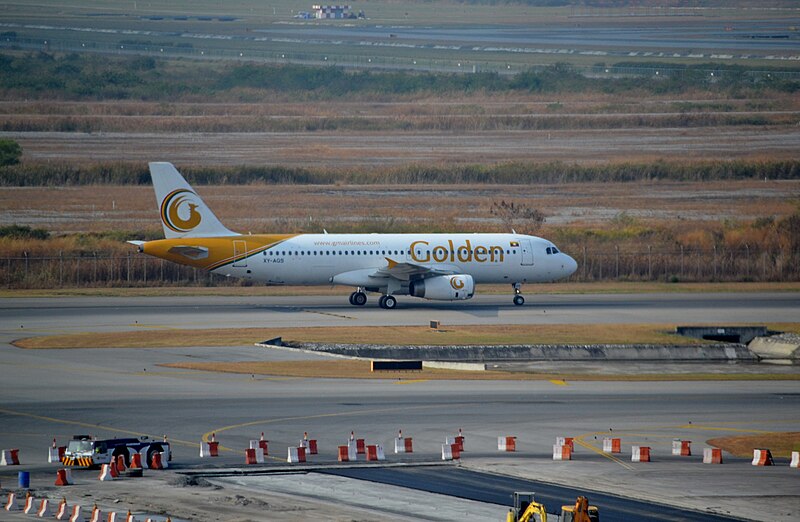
[508, 492, 548, 522]
[560, 496, 600, 522]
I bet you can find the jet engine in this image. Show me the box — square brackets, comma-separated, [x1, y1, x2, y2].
[409, 274, 474, 300]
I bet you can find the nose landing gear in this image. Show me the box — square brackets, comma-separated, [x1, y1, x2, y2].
[512, 283, 525, 306]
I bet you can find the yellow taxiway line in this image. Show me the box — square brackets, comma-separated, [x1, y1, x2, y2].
[0, 407, 199, 448]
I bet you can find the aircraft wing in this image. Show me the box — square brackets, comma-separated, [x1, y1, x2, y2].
[330, 258, 454, 287]
[373, 257, 454, 281]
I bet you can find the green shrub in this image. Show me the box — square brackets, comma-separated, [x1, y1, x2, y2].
[2, 51, 798, 102]
[2, 159, 799, 187]
[0, 139, 21, 166]
[0, 224, 50, 240]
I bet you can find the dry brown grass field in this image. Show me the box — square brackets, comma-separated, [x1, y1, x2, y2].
[2, 48, 799, 287]
[2, 92, 798, 134]
[15, 128, 800, 167]
[2, 177, 798, 287]
[7, 92, 799, 167]
[1, 180, 796, 238]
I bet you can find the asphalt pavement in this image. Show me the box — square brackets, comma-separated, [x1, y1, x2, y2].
[320, 467, 741, 521]
[1, 294, 798, 520]
[2, 293, 799, 333]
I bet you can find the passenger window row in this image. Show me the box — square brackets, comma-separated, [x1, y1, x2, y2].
[264, 249, 519, 257]
[264, 249, 408, 256]
[264, 248, 520, 257]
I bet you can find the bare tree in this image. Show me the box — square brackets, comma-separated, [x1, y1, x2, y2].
[490, 200, 546, 234]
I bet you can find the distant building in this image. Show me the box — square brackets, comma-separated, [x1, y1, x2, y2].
[312, 5, 351, 19]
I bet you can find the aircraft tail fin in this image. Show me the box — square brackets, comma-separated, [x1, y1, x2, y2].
[149, 162, 237, 239]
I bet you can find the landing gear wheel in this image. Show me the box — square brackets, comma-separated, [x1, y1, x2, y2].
[353, 292, 367, 306]
[513, 295, 525, 306]
[379, 295, 396, 309]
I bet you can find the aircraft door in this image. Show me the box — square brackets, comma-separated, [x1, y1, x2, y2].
[520, 239, 534, 266]
[233, 240, 248, 267]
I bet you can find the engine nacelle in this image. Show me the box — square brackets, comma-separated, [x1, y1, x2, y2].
[409, 274, 474, 301]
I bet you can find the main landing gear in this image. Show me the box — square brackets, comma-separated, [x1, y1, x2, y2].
[512, 283, 525, 306]
[348, 289, 397, 309]
[348, 289, 367, 306]
[378, 295, 397, 309]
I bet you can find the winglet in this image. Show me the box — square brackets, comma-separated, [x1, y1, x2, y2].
[385, 257, 398, 269]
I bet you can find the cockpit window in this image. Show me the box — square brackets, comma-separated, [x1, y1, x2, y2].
[552, 246, 559, 254]
[546, 247, 552, 255]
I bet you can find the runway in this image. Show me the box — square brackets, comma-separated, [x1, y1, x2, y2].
[1, 293, 798, 520]
[2, 292, 799, 335]
[263, 21, 800, 53]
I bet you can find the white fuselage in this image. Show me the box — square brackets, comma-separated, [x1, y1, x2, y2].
[215, 233, 577, 289]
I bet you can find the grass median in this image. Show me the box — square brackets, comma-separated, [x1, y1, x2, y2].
[160, 359, 800, 382]
[708, 433, 800, 458]
[14, 322, 800, 350]
[14, 323, 712, 350]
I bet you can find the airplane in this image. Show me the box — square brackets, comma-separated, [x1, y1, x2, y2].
[130, 162, 578, 309]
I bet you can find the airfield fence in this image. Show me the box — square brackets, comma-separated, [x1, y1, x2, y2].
[3, 36, 800, 80]
[2, 247, 798, 289]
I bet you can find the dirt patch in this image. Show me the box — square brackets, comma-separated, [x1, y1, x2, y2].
[168, 475, 218, 488]
[708, 432, 800, 458]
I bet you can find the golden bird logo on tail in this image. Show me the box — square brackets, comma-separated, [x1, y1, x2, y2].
[161, 189, 203, 233]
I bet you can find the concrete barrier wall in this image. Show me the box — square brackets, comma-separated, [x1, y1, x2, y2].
[262, 341, 758, 362]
